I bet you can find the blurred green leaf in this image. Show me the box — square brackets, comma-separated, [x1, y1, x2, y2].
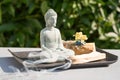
[8, 4, 15, 17]
[16, 32, 25, 47]
[28, 3, 36, 14]
[0, 23, 16, 32]
[7, 35, 16, 46]
[61, 2, 67, 12]
[40, 1, 49, 15]
[0, 4, 2, 24]
[63, 29, 76, 40]
[0, 34, 5, 46]
[27, 19, 42, 28]
[2, 0, 12, 3]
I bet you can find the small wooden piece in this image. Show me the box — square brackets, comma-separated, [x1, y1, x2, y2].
[63, 41, 95, 55]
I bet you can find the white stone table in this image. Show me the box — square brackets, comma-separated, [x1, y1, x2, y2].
[0, 47, 120, 80]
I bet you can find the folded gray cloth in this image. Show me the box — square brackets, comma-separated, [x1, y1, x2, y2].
[8, 49, 72, 71]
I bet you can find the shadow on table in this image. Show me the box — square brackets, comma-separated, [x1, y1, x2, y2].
[0, 57, 24, 73]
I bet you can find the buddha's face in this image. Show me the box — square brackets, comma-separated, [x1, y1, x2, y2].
[46, 16, 57, 27]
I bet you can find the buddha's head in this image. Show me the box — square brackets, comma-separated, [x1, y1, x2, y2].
[44, 9, 57, 27]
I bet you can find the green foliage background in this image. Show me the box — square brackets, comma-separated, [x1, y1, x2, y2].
[0, 0, 120, 48]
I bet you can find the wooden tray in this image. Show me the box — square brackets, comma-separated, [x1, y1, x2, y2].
[8, 48, 118, 69]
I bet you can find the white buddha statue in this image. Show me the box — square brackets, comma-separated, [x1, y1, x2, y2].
[25, 9, 75, 66]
